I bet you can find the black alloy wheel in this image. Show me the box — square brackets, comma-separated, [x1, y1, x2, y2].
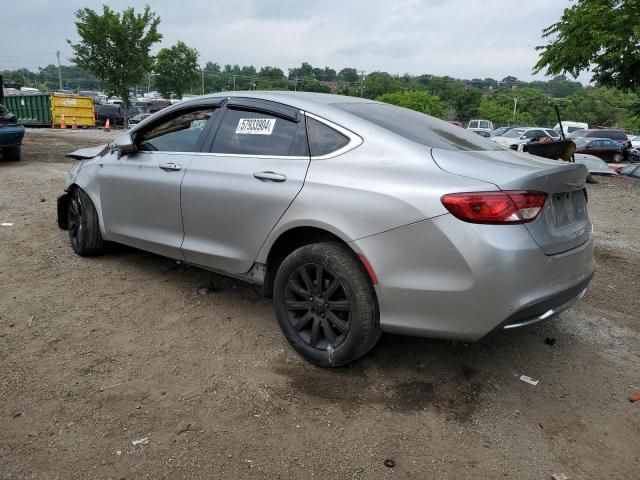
[284, 263, 352, 350]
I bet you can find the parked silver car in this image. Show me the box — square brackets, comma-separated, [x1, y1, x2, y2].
[57, 92, 595, 366]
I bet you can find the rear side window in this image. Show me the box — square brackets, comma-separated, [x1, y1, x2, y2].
[306, 117, 349, 156]
[336, 103, 501, 151]
[211, 108, 307, 156]
[468, 121, 479, 128]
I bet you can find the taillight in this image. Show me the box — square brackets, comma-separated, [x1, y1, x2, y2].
[441, 191, 547, 224]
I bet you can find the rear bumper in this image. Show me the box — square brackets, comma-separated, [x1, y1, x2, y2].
[350, 214, 595, 341]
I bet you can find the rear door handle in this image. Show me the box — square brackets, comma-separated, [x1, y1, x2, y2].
[253, 171, 287, 182]
[159, 162, 182, 172]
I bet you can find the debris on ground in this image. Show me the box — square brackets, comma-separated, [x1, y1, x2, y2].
[519, 375, 539, 386]
[629, 392, 640, 403]
[551, 474, 569, 480]
[1, 222, 14, 226]
[131, 437, 149, 446]
[198, 285, 214, 295]
[384, 459, 395, 468]
[544, 337, 556, 346]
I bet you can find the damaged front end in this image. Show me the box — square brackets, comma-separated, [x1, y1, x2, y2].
[58, 144, 109, 230]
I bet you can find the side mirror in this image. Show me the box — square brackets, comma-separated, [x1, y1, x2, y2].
[113, 133, 136, 154]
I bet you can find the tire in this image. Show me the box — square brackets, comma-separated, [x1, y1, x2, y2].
[273, 242, 380, 367]
[67, 188, 104, 256]
[613, 153, 623, 163]
[3, 146, 21, 162]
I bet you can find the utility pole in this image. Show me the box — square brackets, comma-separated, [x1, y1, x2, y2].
[359, 70, 365, 98]
[512, 97, 520, 121]
[56, 50, 62, 91]
[148, 72, 151, 93]
[294, 76, 298, 92]
[201, 68, 205, 95]
[232, 74, 236, 91]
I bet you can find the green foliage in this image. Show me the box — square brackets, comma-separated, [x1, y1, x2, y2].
[363, 72, 401, 99]
[154, 41, 199, 99]
[376, 91, 444, 117]
[561, 86, 638, 127]
[68, 5, 161, 108]
[535, 0, 640, 95]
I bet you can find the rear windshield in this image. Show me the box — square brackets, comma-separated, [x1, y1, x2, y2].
[334, 103, 502, 151]
[503, 128, 525, 138]
[593, 130, 627, 141]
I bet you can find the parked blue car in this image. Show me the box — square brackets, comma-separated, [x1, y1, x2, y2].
[0, 103, 25, 161]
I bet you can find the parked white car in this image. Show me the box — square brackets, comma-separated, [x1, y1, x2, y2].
[553, 121, 588, 135]
[491, 127, 560, 147]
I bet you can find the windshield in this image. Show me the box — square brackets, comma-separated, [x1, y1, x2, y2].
[568, 129, 586, 138]
[503, 128, 525, 138]
[335, 102, 503, 151]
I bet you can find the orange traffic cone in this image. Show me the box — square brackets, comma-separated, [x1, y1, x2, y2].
[104, 118, 111, 132]
[72, 116, 78, 129]
[60, 114, 67, 129]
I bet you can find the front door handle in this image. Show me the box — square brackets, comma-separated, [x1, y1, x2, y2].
[159, 162, 182, 172]
[253, 171, 287, 182]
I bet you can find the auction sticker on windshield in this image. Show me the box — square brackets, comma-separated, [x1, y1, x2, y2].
[236, 118, 276, 135]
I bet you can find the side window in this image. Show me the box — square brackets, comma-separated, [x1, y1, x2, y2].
[137, 108, 216, 152]
[306, 117, 349, 157]
[211, 108, 307, 156]
[523, 130, 536, 139]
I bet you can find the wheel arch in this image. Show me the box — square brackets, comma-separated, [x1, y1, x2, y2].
[262, 225, 355, 298]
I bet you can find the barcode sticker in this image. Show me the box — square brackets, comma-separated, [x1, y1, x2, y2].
[235, 118, 276, 135]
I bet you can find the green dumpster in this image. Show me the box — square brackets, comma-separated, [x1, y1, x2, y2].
[4, 94, 52, 126]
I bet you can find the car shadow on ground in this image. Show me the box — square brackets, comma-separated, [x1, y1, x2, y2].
[88, 242, 565, 423]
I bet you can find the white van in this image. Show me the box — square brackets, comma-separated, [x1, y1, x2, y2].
[554, 121, 588, 134]
[467, 119, 494, 133]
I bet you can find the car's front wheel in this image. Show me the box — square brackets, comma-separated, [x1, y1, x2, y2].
[67, 188, 104, 256]
[273, 242, 380, 367]
[2, 146, 21, 162]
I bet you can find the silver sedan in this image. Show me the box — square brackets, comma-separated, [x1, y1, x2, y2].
[58, 92, 595, 366]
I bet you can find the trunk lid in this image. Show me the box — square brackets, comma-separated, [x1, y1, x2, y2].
[431, 148, 592, 255]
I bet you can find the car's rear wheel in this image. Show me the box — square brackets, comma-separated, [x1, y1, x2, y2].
[3, 146, 21, 162]
[273, 242, 380, 367]
[613, 153, 623, 163]
[68, 188, 104, 256]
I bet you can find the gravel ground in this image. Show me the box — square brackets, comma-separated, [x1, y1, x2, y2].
[1, 128, 639, 479]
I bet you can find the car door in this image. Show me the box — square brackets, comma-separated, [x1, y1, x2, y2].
[180, 98, 311, 273]
[588, 140, 613, 162]
[98, 103, 220, 259]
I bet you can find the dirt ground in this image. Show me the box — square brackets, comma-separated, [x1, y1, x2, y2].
[1, 129, 639, 479]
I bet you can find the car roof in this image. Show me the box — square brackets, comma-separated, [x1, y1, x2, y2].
[161, 91, 398, 131]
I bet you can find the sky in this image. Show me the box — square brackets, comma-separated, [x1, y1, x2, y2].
[0, 0, 589, 83]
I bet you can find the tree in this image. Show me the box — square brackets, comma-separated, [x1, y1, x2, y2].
[154, 41, 199, 99]
[534, 0, 640, 95]
[376, 91, 444, 118]
[337, 68, 359, 83]
[363, 72, 401, 99]
[68, 5, 161, 109]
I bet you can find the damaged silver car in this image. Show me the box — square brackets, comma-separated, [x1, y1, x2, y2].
[58, 92, 595, 366]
